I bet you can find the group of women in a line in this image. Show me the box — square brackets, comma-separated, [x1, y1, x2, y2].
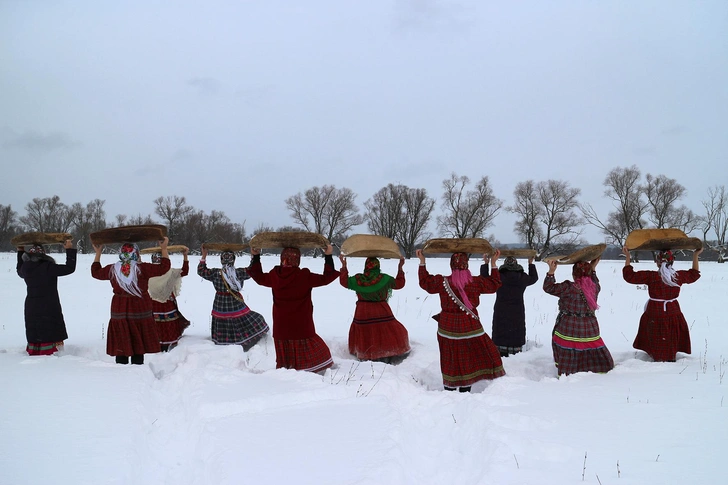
[16, 239, 703, 391]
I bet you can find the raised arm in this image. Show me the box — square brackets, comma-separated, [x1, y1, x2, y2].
[308, 245, 339, 288]
[693, 247, 703, 271]
[180, 247, 189, 277]
[393, 257, 406, 290]
[53, 239, 77, 277]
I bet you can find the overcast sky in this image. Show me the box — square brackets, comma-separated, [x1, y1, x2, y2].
[1, 0, 726, 243]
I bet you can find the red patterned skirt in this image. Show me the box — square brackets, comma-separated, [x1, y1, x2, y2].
[274, 335, 333, 373]
[437, 332, 505, 388]
[552, 312, 614, 375]
[26, 341, 63, 356]
[106, 295, 161, 357]
[348, 301, 411, 361]
[633, 300, 691, 362]
[152, 297, 190, 346]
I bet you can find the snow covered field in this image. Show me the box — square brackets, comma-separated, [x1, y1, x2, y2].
[1, 252, 726, 485]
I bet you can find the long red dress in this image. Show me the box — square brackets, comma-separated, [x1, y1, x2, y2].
[418, 264, 505, 388]
[339, 266, 410, 362]
[149, 260, 190, 349]
[623, 265, 700, 362]
[92, 258, 170, 356]
[247, 254, 338, 372]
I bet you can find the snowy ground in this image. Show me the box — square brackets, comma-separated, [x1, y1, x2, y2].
[1, 252, 726, 485]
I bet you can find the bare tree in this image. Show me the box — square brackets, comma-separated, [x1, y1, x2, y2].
[286, 185, 364, 252]
[19, 195, 74, 233]
[364, 184, 434, 258]
[70, 199, 107, 252]
[127, 213, 155, 226]
[182, 210, 245, 249]
[0, 204, 19, 251]
[581, 165, 648, 247]
[399, 187, 434, 258]
[643, 174, 694, 230]
[510, 180, 582, 259]
[701, 185, 728, 262]
[114, 214, 128, 227]
[437, 173, 503, 238]
[365, 184, 406, 239]
[154, 195, 193, 241]
[508, 180, 543, 252]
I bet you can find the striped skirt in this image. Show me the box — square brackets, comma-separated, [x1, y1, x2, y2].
[552, 312, 614, 375]
[437, 326, 505, 388]
[211, 305, 269, 350]
[152, 298, 190, 346]
[26, 341, 63, 356]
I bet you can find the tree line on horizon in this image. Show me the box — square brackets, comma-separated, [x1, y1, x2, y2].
[2, 166, 726, 262]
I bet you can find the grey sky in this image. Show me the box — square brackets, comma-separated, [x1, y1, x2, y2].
[1, 0, 726, 243]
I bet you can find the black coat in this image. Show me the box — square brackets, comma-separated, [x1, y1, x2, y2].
[17, 248, 77, 343]
[483, 264, 538, 347]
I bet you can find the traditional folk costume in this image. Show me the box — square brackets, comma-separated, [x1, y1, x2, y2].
[623, 250, 700, 362]
[197, 251, 269, 350]
[148, 253, 190, 351]
[483, 257, 538, 357]
[92, 243, 170, 364]
[247, 248, 338, 373]
[418, 253, 505, 391]
[339, 257, 410, 363]
[543, 261, 614, 376]
[16, 245, 77, 355]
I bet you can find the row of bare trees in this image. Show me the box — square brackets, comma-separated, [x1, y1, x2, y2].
[3, 167, 726, 261]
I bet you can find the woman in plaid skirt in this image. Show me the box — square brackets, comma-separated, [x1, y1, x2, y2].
[148, 247, 191, 351]
[622, 246, 702, 362]
[338, 255, 410, 364]
[543, 258, 614, 376]
[247, 245, 339, 373]
[197, 246, 269, 351]
[92, 237, 170, 364]
[416, 249, 505, 392]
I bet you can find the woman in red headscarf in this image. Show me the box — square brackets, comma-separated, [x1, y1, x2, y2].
[543, 258, 614, 376]
[91, 237, 170, 364]
[622, 246, 703, 362]
[416, 248, 504, 392]
[248, 245, 339, 373]
[338, 255, 410, 363]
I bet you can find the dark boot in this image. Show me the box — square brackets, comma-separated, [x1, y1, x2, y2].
[115, 356, 129, 365]
[130, 354, 144, 365]
[160, 344, 170, 352]
[458, 386, 472, 393]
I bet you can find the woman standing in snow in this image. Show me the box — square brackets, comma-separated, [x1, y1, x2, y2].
[338, 255, 410, 364]
[148, 247, 191, 351]
[16, 239, 77, 355]
[483, 255, 539, 357]
[543, 258, 614, 376]
[92, 237, 170, 364]
[622, 246, 702, 362]
[197, 246, 269, 351]
[247, 245, 339, 373]
[416, 248, 505, 392]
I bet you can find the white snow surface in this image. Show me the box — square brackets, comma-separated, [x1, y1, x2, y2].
[1, 253, 726, 485]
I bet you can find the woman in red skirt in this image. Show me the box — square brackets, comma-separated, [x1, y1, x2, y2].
[148, 247, 190, 351]
[416, 249, 505, 392]
[338, 255, 410, 364]
[248, 245, 339, 373]
[92, 237, 170, 364]
[543, 258, 614, 376]
[622, 246, 702, 362]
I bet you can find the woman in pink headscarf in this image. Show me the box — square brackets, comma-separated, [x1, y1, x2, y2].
[92, 237, 170, 364]
[416, 248, 504, 392]
[543, 257, 614, 376]
[622, 246, 703, 362]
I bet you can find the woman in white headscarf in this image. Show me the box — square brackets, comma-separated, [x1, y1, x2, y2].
[92, 237, 170, 364]
[197, 246, 269, 350]
[622, 246, 703, 362]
